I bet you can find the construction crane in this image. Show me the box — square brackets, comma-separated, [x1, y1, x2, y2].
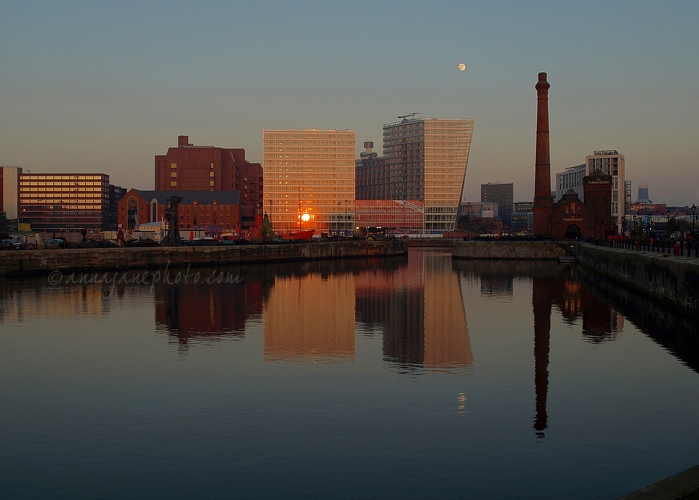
[398, 113, 420, 121]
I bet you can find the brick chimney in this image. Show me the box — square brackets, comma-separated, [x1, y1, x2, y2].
[533, 72, 553, 237]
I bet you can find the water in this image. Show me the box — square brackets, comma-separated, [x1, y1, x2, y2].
[1, 248, 698, 499]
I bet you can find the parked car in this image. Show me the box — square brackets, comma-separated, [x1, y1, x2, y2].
[1, 239, 15, 250]
[44, 238, 66, 249]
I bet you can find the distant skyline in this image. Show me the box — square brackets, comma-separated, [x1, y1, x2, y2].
[2, 1, 698, 205]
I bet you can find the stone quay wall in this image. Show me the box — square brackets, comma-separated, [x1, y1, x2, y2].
[0, 240, 408, 276]
[575, 243, 699, 318]
[452, 241, 572, 260]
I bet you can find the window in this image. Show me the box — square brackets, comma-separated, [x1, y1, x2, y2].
[171, 181, 177, 187]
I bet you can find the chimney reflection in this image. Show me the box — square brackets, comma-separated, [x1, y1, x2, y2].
[531, 266, 624, 437]
[532, 276, 551, 437]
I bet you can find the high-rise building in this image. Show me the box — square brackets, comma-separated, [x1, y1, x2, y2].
[481, 183, 513, 227]
[18, 173, 110, 230]
[263, 129, 356, 233]
[154, 136, 262, 229]
[585, 150, 625, 232]
[108, 185, 127, 230]
[356, 142, 389, 200]
[0, 166, 22, 221]
[555, 164, 586, 202]
[356, 117, 474, 234]
[384, 117, 474, 233]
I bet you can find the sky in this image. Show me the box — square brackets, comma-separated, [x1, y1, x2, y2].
[1, 0, 698, 205]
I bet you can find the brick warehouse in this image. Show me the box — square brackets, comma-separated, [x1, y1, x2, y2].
[118, 189, 240, 232]
[155, 136, 261, 230]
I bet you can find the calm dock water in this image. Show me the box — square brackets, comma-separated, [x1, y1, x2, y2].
[1, 248, 698, 499]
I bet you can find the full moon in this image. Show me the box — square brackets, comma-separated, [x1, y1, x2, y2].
[458, 63, 466, 71]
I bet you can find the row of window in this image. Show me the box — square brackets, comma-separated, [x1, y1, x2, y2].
[23, 206, 105, 210]
[19, 186, 109, 193]
[21, 181, 106, 187]
[21, 175, 106, 181]
[22, 193, 105, 199]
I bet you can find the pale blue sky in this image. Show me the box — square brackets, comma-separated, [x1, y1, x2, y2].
[2, 1, 698, 204]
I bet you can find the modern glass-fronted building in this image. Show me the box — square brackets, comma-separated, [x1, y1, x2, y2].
[358, 117, 474, 234]
[263, 129, 356, 234]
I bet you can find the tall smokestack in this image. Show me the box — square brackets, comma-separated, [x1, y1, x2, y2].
[533, 72, 553, 237]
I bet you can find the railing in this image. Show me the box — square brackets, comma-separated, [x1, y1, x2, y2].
[590, 238, 699, 258]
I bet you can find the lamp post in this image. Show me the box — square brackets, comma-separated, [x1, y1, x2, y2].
[692, 204, 697, 256]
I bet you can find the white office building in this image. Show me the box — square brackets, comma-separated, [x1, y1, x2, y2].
[585, 150, 625, 231]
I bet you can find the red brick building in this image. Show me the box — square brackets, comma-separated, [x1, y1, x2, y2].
[549, 170, 615, 240]
[118, 189, 240, 232]
[154, 136, 262, 229]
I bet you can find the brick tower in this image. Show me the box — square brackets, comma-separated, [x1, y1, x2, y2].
[533, 72, 553, 237]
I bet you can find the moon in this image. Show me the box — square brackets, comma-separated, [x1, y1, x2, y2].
[458, 63, 466, 72]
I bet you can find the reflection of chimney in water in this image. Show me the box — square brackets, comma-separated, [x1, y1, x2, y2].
[532, 276, 551, 437]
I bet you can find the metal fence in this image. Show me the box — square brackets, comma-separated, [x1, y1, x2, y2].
[591, 238, 699, 258]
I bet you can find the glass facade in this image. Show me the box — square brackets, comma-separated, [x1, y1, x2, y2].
[382, 118, 474, 233]
[263, 130, 356, 233]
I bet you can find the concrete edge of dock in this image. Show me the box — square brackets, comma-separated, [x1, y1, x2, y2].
[575, 243, 699, 318]
[0, 240, 408, 277]
[618, 464, 699, 500]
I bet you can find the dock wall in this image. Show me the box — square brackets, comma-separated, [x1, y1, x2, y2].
[452, 240, 572, 260]
[575, 243, 699, 318]
[0, 240, 407, 276]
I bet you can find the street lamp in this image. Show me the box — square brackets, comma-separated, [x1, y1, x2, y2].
[692, 204, 697, 255]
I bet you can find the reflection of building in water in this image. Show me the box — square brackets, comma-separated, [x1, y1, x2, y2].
[423, 253, 473, 369]
[382, 287, 425, 365]
[155, 278, 262, 344]
[0, 283, 108, 322]
[355, 250, 472, 370]
[532, 268, 624, 436]
[580, 288, 623, 343]
[553, 279, 622, 343]
[480, 274, 514, 297]
[263, 273, 355, 361]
